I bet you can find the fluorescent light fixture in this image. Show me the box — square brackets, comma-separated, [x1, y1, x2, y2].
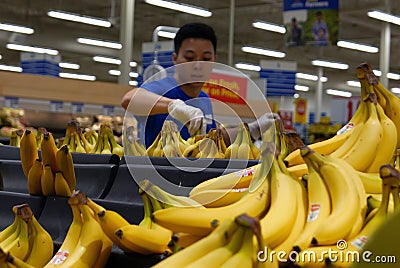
[326, 89, 352, 97]
[144, 0, 212, 17]
[7, 43, 58, 55]
[346, 80, 361, 87]
[295, 85, 309, 91]
[387, 72, 400, 80]
[235, 62, 261, 72]
[93, 56, 121, 65]
[109, 69, 138, 77]
[0, 64, 22, 72]
[296, 72, 328, 82]
[59, 72, 96, 81]
[337, 40, 378, 53]
[373, 70, 381, 76]
[59, 62, 80, 70]
[252, 20, 286, 34]
[0, 22, 34, 34]
[77, 37, 122, 49]
[129, 61, 137, 67]
[241, 46, 286, 58]
[391, 88, 400, 94]
[158, 30, 176, 39]
[312, 59, 349, 70]
[129, 80, 138, 86]
[0, 55, 2, 60]
[47, 10, 111, 27]
[368, 10, 400, 25]
[293, 93, 300, 98]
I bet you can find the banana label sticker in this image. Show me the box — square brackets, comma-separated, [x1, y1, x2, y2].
[49, 250, 69, 264]
[336, 122, 354, 135]
[307, 203, 321, 222]
[350, 235, 368, 250]
[236, 167, 255, 178]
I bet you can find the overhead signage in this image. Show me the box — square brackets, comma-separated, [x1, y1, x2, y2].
[259, 60, 297, 96]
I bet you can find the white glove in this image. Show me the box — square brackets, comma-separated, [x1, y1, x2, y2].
[168, 99, 206, 136]
[247, 113, 279, 140]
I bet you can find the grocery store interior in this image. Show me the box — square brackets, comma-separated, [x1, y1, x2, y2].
[0, 0, 399, 143]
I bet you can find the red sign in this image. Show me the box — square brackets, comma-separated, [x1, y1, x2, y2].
[202, 72, 247, 104]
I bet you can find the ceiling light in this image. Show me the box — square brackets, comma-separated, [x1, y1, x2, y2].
[296, 72, 328, 82]
[7, 43, 59, 55]
[295, 85, 309, 91]
[368, 10, 400, 25]
[337, 40, 379, 53]
[252, 20, 286, 34]
[129, 62, 137, 67]
[0, 22, 34, 34]
[387, 72, 400, 80]
[129, 80, 138, 86]
[59, 62, 80, 70]
[93, 56, 121, 65]
[47, 10, 112, 27]
[326, 89, 352, 97]
[157, 30, 177, 39]
[346, 81, 361, 87]
[293, 93, 300, 98]
[77, 37, 122, 49]
[0, 64, 22, 72]
[59, 72, 96, 81]
[144, 0, 212, 17]
[241, 46, 286, 58]
[373, 69, 381, 76]
[391, 88, 400, 94]
[235, 62, 261, 71]
[312, 59, 349, 70]
[109, 69, 139, 77]
[129, 72, 139, 78]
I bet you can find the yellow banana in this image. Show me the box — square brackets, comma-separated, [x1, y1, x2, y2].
[219, 227, 253, 268]
[20, 129, 39, 178]
[92, 231, 112, 268]
[54, 171, 72, 197]
[170, 232, 205, 250]
[105, 126, 124, 158]
[25, 214, 53, 267]
[41, 164, 55, 196]
[5, 253, 34, 268]
[27, 159, 43, 195]
[237, 124, 251, 159]
[73, 132, 86, 154]
[146, 132, 161, 156]
[56, 145, 76, 192]
[225, 125, 242, 159]
[40, 131, 59, 174]
[152, 218, 239, 268]
[189, 187, 248, 208]
[100, 130, 112, 155]
[356, 171, 382, 194]
[0, 211, 20, 244]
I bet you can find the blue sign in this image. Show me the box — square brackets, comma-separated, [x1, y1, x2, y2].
[259, 60, 297, 97]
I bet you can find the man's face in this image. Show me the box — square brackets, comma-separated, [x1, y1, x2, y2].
[173, 38, 216, 86]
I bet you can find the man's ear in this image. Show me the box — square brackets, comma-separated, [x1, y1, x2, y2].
[172, 52, 177, 64]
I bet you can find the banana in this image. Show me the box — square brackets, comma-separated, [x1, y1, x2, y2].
[292, 152, 331, 253]
[27, 159, 43, 195]
[41, 164, 55, 196]
[54, 171, 72, 197]
[20, 129, 39, 178]
[74, 132, 86, 154]
[146, 132, 161, 156]
[237, 124, 252, 160]
[0, 211, 20, 244]
[357, 171, 382, 194]
[56, 145, 76, 192]
[302, 147, 361, 246]
[225, 125, 242, 159]
[365, 99, 397, 173]
[100, 130, 112, 155]
[258, 153, 300, 249]
[79, 131, 94, 153]
[170, 232, 205, 250]
[68, 130, 76, 152]
[105, 126, 124, 158]
[25, 213, 53, 267]
[220, 226, 253, 268]
[341, 93, 383, 172]
[92, 231, 112, 268]
[189, 165, 259, 196]
[40, 131, 59, 174]
[6, 253, 34, 268]
[152, 218, 239, 268]
[189, 187, 249, 208]
[58, 204, 103, 268]
[45, 197, 82, 267]
[185, 225, 246, 268]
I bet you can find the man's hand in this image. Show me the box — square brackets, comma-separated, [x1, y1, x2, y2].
[168, 99, 206, 136]
[247, 113, 279, 140]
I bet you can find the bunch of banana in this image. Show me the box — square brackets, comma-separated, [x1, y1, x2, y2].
[224, 123, 260, 160]
[152, 140, 273, 236]
[9, 129, 23, 147]
[147, 120, 186, 157]
[60, 120, 95, 154]
[90, 123, 124, 157]
[0, 204, 53, 267]
[295, 164, 399, 267]
[154, 213, 278, 268]
[27, 143, 75, 197]
[122, 126, 147, 156]
[44, 192, 111, 268]
[83, 129, 98, 149]
[20, 129, 39, 178]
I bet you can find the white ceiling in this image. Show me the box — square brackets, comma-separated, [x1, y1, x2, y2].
[0, 0, 400, 96]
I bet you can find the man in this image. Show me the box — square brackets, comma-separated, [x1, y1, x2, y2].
[312, 11, 329, 43]
[121, 22, 275, 147]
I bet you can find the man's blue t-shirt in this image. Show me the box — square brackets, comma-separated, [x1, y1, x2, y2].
[137, 76, 216, 147]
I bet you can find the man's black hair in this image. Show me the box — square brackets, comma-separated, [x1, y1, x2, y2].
[173, 22, 217, 54]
